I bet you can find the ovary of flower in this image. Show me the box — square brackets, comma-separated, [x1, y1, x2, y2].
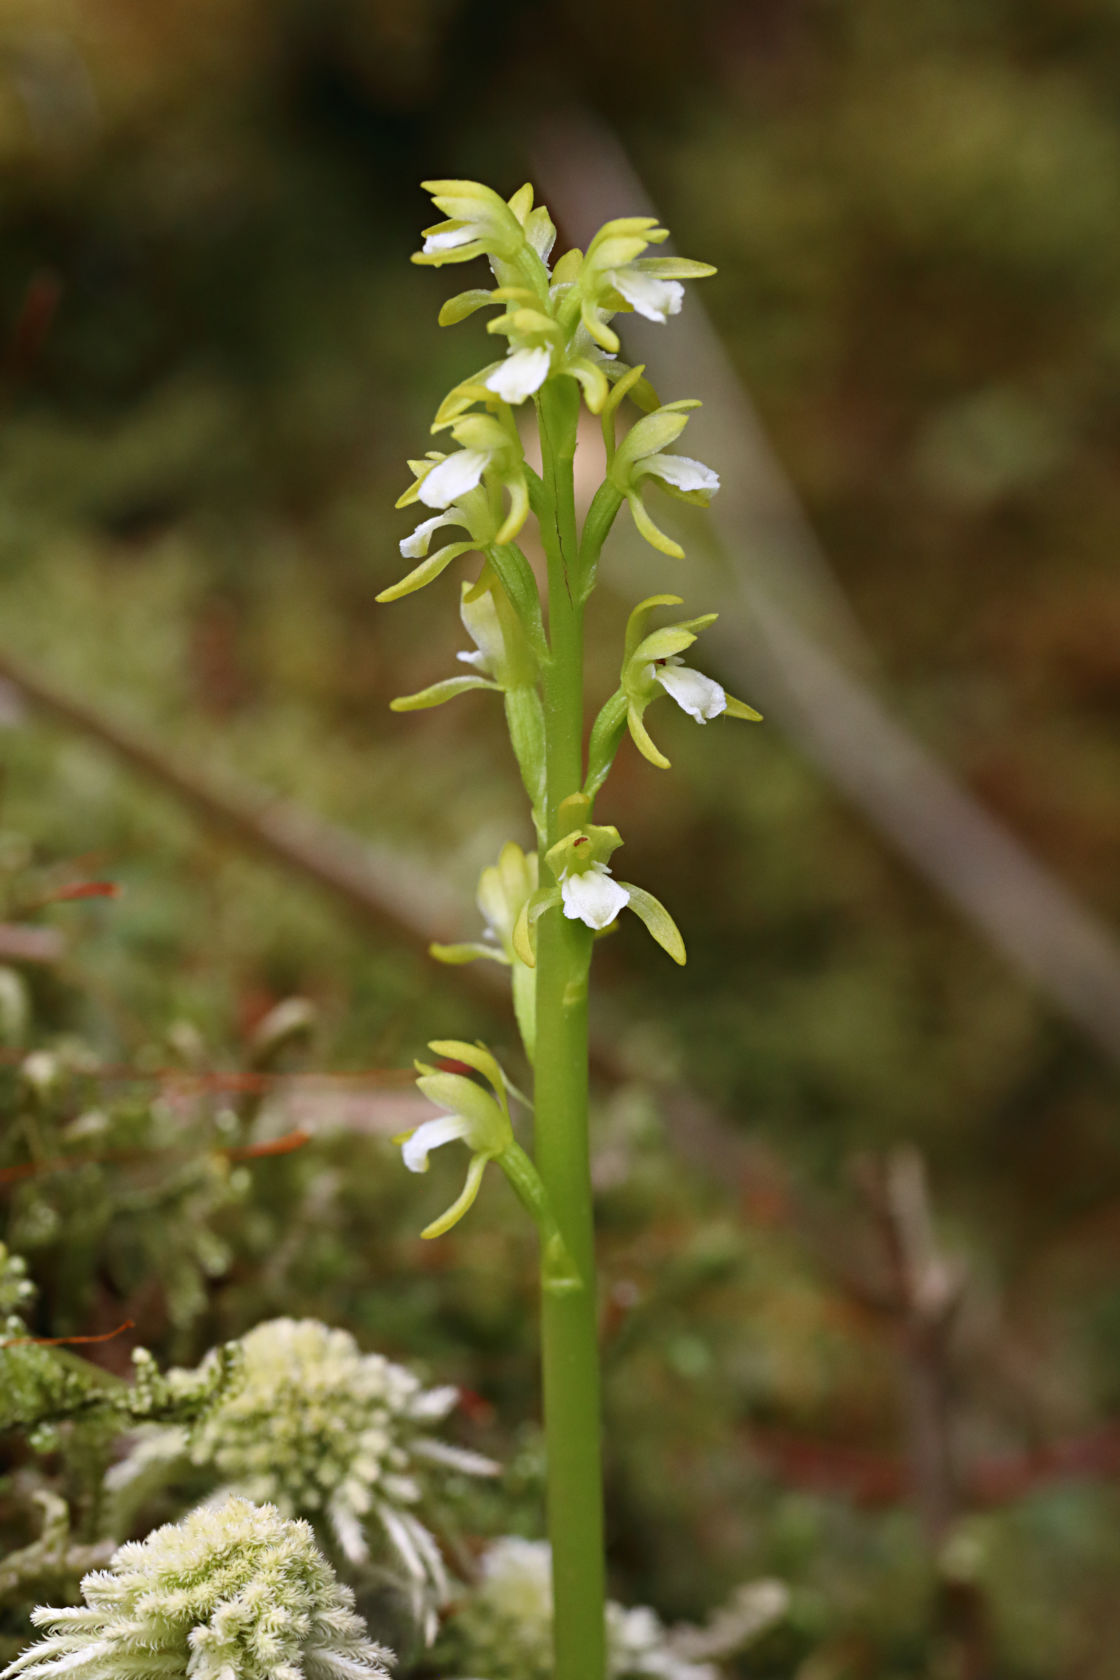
[651, 657, 727, 722]
[484, 345, 551, 404]
[611, 266, 684, 323]
[417, 448, 490, 509]
[560, 862, 631, 930]
[638, 453, 720, 495]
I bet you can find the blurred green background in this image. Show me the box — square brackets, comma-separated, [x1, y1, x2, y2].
[2, 1, 1120, 1674]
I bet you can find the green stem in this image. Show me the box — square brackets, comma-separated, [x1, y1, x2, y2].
[533, 377, 607, 1680]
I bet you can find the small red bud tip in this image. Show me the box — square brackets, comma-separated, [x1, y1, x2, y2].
[455, 1387, 496, 1424]
[42, 881, 121, 904]
[436, 1057, 476, 1076]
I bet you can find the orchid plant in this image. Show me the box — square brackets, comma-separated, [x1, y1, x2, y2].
[382, 179, 760, 1680]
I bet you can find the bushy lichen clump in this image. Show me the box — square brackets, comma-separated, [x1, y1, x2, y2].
[441, 1537, 718, 1680]
[0, 1497, 393, 1680]
[113, 1317, 493, 1620]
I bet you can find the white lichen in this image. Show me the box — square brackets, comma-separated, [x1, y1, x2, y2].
[1, 1496, 393, 1680]
[443, 1536, 720, 1680]
[111, 1318, 494, 1639]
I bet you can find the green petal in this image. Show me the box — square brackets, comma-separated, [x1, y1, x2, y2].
[376, 540, 475, 603]
[507, 182, 535, 222]
[589, 234, 651, 271]
[624, 594, 684, 661]
[432, 374, 503, 430]
[429, 940, 510, 967]
[421, 1152, 489, 1239]
[412, 240, 486, 269]
[627, 703, 671, 770]
[631, 626, 698, 665]
[415, 1070, 508, 1145]
[568, 357, 610, 414]
[438, 289, 497, 326]
[427, 1039, 507, 1095]
[613, 403, 698, 473]
[631, 257, 717, 279]
[724, 694, 764, 722]
[627, 493, 684, 561]
[551, 248, 582, 285]
[390, 675, 499, 711]
[496, 474, 530, 545]
[581, 299, 619, 355]
[512, 887, 561, 968]
[620, 884, 687, 965]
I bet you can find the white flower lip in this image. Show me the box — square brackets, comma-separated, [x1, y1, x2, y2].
[611, 268, 685, 323]
[641, 453, 720, 494]
[401, 1114, 471, 1173]
[418, 448, 490, 509]
[399, 512, 453, 559]
[653, 657, 727, 722]
[560, 862, 631, 930]
[422, 226, 477, 254]
[484, 346, 551, 405]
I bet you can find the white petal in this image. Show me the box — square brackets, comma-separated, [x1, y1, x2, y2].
[560, 863, 631, 930]
[611, 268, 684, 322]
[458, 585, 505, 675]
[400, 1115, 471, 1173]
[641, 453, 720, 494]
[423, 226, 477, 253]
[408, 1384, 459, 1420]
[400, 512, 454, 559]
[655, 662, 727, 722]
[484, 346, 551, 405]
[418, 448, 490, 509]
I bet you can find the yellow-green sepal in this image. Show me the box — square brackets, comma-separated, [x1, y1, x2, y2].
[627, 703, 671, 770]
[420, 1154, 488, 1239]
[376, 540, 477, 603]
[627, 492, 684, 560]
[618, 884, 687, 965]
[390, 674, 500, 711]
[429, 939, 510, 967]
[725, 694, 764, 722]
[513, 887, 562, 968]
[438, 289, 497, 326]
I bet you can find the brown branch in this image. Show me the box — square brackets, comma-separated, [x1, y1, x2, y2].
[855, 1147, 965, 1544]
[0, 643, 486, 990]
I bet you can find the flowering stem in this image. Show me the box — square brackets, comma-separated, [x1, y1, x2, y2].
[533, 377, 607, 1680]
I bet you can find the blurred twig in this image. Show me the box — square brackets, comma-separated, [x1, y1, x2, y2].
[0, 924, 64, 964]
[0, 643, 470, 982]
[854, 1147, 965, 1544]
